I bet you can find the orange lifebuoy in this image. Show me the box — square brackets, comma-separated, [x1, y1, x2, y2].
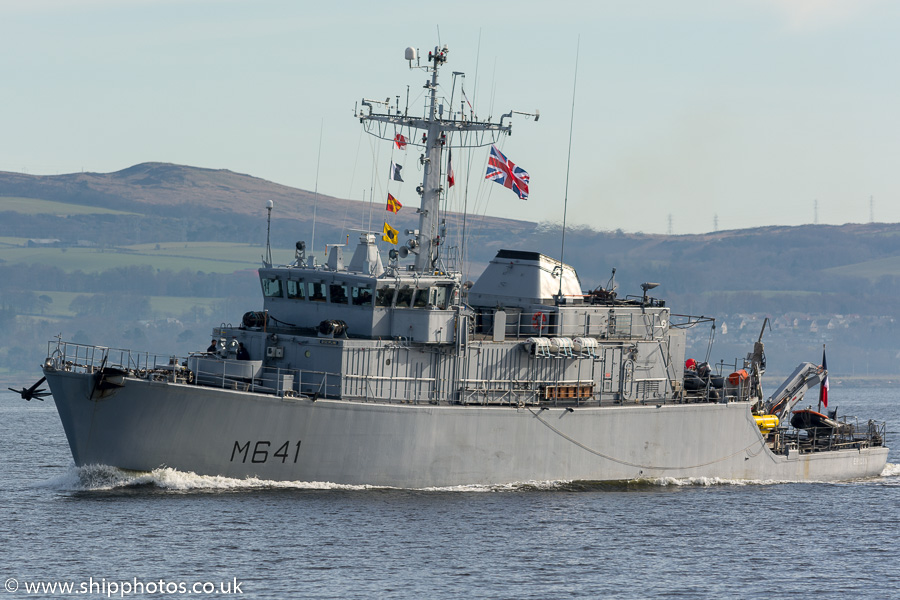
[532, 312, 547, 328]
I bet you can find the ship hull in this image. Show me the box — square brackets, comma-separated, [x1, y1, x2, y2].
[45, 370, 888, 488]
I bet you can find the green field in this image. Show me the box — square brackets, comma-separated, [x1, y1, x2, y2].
[0, 238, 294, 273]
[0, 236, 27, 247]
[28, 291, 228, 318]
[0, 196, 138, 216]
[822, 256, 900, 281]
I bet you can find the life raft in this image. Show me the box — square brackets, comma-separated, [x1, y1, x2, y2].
[728, 369, 749, 386]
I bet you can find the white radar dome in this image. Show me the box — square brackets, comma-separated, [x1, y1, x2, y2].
[405, 47, 417, 61]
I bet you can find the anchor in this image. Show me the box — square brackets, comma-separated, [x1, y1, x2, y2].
[8, 377, 50, 401]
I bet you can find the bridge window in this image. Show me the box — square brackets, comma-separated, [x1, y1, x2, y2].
[307, 282, 326, 302]
[262, 278, 283, 298]
[375, 286, 394, 307]
[413, 288, 429, 308]
[286, 280, 305, 300]
[329, 283, 349, 304]
[432, 286, 450, 309]
[395, 286, 413, 308]
[352, 286, 373, 306]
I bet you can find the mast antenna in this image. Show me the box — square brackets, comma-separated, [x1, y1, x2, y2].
[462, 31, 483, 281]
[310, 119, 324, 257]
[264, 200, 274, 267]
[558, 36, 580, 303]
[357, 44, 521, 274]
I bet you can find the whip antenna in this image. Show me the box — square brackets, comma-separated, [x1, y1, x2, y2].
[264, 199, 274, 267]
[310, 118, 324, 258]
[558, 36, 580, 303]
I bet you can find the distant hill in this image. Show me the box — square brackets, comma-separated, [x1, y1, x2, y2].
[0, 162, 356, 220]
[3, 162, 900, 306]
[0, 162, 535, 250]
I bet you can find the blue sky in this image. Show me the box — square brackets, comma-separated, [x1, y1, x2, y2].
[1, 0, 897, 234]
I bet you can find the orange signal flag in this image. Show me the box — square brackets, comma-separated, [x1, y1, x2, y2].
[386, 193, 402, 213]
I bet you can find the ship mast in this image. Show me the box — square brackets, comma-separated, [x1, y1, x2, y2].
[358, 45, 516, 274]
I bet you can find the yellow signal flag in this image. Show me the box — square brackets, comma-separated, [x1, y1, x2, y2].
[382, 222, 399, 245]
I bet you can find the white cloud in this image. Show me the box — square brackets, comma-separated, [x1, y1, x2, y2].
[759, 0, 889, 31]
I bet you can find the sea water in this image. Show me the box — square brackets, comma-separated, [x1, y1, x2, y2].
[1, 386, 898, 599]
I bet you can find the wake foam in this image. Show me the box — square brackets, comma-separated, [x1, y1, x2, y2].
[646, 476, 786, 487]
[43, 465, 575, 493]
[38, 462, 899, 493]
[880, 462, 900, 478]
[420, 480, 572, 493]
[40, 464, 380, 492]
[39, 466, 605, 493]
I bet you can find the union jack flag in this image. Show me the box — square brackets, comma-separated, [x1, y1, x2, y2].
[485, 144, 529, 200]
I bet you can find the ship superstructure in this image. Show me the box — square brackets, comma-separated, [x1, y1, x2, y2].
[34, 45, 887, 487]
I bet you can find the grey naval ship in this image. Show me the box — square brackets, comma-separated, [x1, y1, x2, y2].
[35, 45, 887, 487]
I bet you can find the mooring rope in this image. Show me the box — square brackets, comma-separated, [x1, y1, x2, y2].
[528, 407, 766, 471]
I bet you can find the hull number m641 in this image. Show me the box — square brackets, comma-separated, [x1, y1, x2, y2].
[230, 440, 301, 464]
